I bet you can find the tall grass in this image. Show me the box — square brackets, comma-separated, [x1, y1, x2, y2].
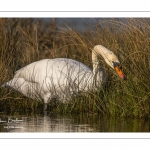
[0, 18, 150, 118]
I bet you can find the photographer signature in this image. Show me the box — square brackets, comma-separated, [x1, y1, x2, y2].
[0, 117, 23, 123]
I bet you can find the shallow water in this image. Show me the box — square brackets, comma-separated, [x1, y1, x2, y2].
[0, 112, 149, 132]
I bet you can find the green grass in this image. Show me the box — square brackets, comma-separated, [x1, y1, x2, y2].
[0, 18, 150, 118]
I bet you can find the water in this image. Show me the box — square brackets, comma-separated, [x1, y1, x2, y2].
[0, 112, 149, 132]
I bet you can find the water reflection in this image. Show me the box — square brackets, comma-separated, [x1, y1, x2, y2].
[0, 112, 149, 132]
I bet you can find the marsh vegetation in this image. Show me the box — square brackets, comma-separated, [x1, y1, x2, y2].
[0, 18, 150, 118]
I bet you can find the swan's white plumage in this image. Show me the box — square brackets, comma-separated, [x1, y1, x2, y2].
[2, 45, 125, 104]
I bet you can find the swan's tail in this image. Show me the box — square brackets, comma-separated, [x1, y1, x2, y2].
[2, 79, 15, 88]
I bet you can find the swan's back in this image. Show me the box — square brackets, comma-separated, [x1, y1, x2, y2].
[14, 58, 92, 84]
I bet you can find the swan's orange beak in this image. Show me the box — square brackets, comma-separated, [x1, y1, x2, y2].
[115, 66, 126, 80]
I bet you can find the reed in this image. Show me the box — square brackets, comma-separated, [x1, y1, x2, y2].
[0, 18, 150, 118]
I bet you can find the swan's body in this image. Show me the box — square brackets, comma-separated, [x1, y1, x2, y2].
[2, 45, 125, 106]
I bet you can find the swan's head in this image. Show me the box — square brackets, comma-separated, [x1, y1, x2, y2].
[94, 45, 126, 80]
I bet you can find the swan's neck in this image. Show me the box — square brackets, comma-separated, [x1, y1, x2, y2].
[92, 50, 99, 75]
[91, 50, 105, 87]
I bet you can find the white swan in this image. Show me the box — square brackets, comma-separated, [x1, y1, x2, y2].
[2, 45, 125, 108]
